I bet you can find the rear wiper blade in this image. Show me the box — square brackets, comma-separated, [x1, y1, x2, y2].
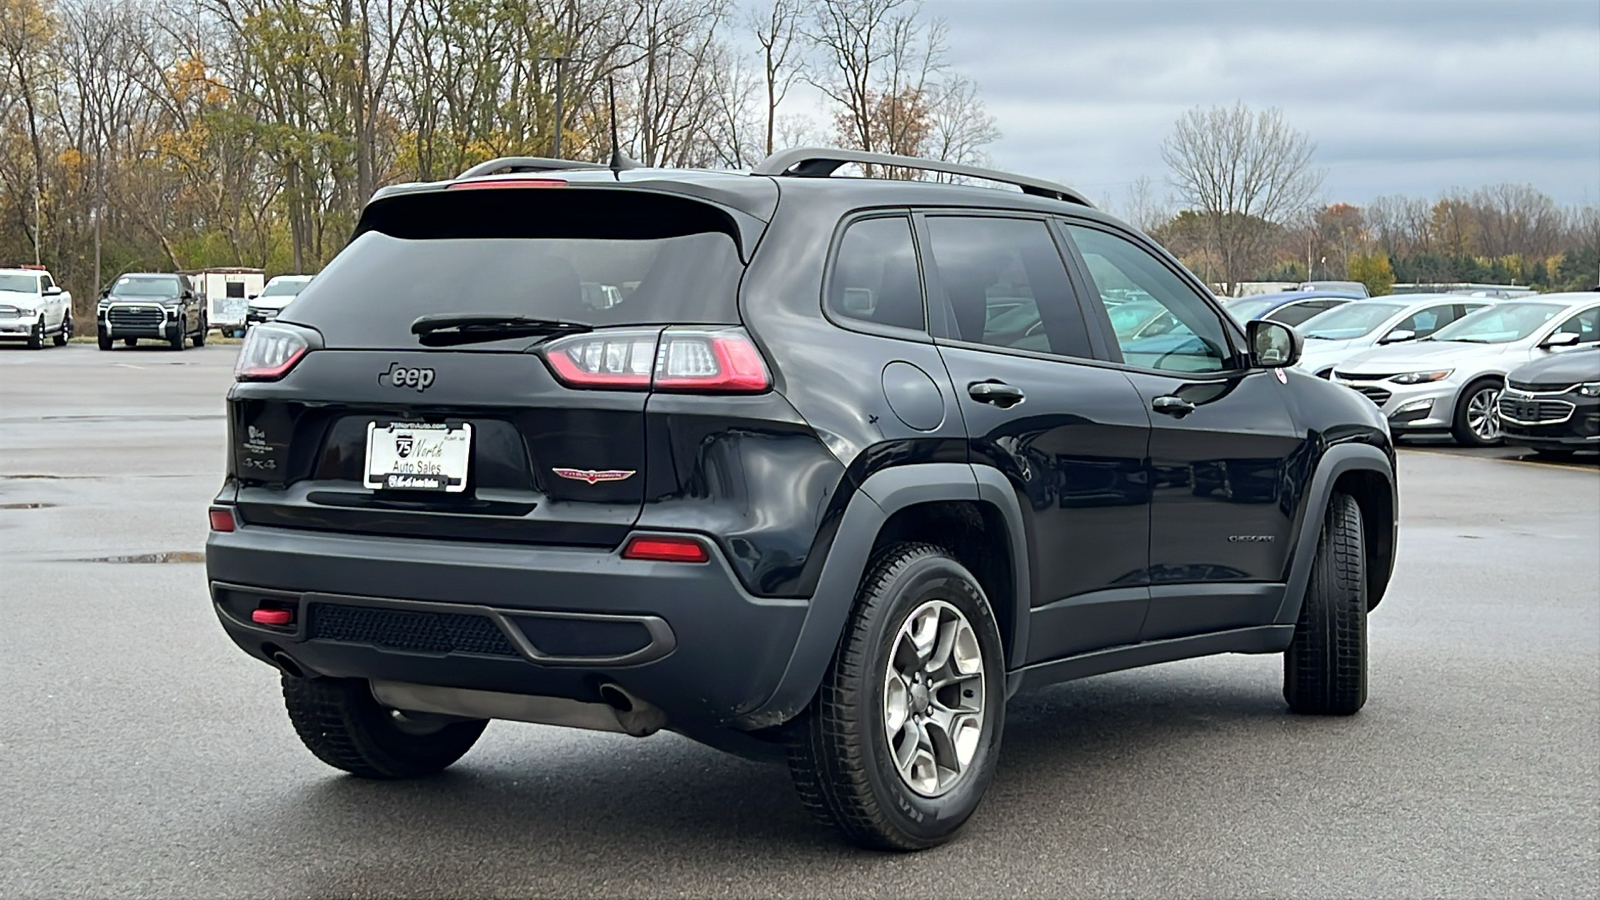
[411, 314, 592, 347]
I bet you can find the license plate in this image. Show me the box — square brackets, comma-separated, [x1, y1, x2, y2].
[364, 422, 472, 492]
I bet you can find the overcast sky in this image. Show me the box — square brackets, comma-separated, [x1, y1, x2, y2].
[911, 0, 1600, 210]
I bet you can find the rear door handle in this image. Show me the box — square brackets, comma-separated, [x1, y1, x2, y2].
[1152, 395, 1196, 416]
[968, 381, 1025, 407]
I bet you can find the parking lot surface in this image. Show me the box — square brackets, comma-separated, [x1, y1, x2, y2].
[2, 344, 1597, 898]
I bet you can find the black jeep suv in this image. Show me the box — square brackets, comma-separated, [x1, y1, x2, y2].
[207, 148, 1397, 850]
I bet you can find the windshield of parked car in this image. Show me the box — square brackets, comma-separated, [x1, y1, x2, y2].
[1107, 300, 1172, 338]
[112, 275, 181, 297]
[0, 273, 39, 293]
[1428, 302, 1565, 344]
[1300, 302, 1406, 340]
[1224, 296, 1278, 321]
[258, 278, 311, 298]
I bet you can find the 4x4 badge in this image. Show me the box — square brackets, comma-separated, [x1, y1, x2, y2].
[553, 467, 636, 485]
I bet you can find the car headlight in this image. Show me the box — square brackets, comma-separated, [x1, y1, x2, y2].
[1577, 382, 1600, 397]
[15, 307, 35, 317]
[1391, 369, 1453, 385]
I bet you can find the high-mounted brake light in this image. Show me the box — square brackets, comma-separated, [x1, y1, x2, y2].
[447, 178, 568, 190]
[540, 328, 770, 393]
[622, 535, 710, 563]
[235, 323, 312, 382]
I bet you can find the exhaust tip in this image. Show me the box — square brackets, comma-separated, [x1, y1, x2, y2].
[271, 651, 306, 679]
[598, 683, 634, 713]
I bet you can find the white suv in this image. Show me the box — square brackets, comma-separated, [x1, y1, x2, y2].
[0, 267, 73, 349]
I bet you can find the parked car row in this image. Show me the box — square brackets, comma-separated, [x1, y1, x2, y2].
[1228, 290, 1600, 451]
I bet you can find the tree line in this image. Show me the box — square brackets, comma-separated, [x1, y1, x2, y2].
[0, 0, 996, 309]
[1130, 102, 1598, 296]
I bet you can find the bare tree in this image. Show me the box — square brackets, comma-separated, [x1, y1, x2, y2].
[1161, 102, 1323, 290]
[748, 0, 802, 159]
[924, 73, 996, 170]
[1111, 175, 1170, 233]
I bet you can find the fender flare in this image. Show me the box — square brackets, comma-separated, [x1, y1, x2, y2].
[734, 462, 1031, 729]
[1274, 442, 1396, 625]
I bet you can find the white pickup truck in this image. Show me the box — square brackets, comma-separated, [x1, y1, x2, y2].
[0, 266, 73, 349]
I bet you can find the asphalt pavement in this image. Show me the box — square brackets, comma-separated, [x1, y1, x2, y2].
[1, 342, 1596, 898]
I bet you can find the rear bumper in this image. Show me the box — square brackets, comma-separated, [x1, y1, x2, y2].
[205, 523, 809, 732]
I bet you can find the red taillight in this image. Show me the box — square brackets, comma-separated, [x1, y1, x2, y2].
[251, 608, 293, 626]
[540, 328, 770, 393]
[209, 506, 236, 532]
[448, 178, 569, 190]
[235, 323, 311, 381]
[622, 535, 710, 563]
[654, 331, 771, 392]
[543, 329, 659, 388]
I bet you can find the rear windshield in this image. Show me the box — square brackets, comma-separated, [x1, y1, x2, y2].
[284, 188, 746, 348]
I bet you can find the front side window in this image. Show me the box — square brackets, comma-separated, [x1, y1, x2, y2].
[1065, 223, 1234, 372]
[1551, 307, 1600, 343]
[924, 215, 1091, 358]
[1391, 304, 1464, 339]
[827, 216, 924, 332]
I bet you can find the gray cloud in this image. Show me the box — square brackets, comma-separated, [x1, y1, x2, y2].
[923, 0, 1600, 206]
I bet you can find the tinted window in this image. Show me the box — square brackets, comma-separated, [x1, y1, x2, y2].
[39, 274, 53, 290]
[284, 190, 745, 348]
[828, 217, 924, 331]
[925, 216, 1091, 358]
[1066, 224, 1234, 372]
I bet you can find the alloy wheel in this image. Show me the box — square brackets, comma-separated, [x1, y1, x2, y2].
[1466, 386, 1502, 442]
[882, 599, 986, 797]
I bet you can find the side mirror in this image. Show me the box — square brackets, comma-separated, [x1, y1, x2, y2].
[247, 294, 258, 301]
[1248, 319, 1302, 368]
[1541, 332, 1580, 349]
[43, 285, 62, 296]
[1378, 329, 1416, 345]
[99, 289, 110, 299]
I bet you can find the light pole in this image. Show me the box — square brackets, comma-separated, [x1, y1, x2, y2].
[541, 54, 573, 158]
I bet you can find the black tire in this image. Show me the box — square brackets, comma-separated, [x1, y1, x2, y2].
[193, 316, 206, 347]
[1284, 492, 1367, 715]
[168, 317, 185, 350]
[25, 319, 42, 350]
[1451, 378, 1503, 446]
[281, 675, 487, 779]
[787, 543, 1006, 851]
[53, 314, 70, 346]
[97, 332, 112, 351]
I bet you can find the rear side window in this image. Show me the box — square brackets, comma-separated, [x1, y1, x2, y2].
[827, 216, 925, 331]
[285, 189, 746, 348]
[924, 216, 1092, 358]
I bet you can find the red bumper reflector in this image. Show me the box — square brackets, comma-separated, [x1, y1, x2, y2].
[622, 535, 710, 563]
[209, 507, 236, 532]
[251, 608, 293, 626]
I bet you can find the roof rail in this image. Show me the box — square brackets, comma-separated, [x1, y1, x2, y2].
[456, 157, 609, 180]
[753, 147, 1092, 207]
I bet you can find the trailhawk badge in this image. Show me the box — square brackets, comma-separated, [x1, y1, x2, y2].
[552, 467, 636, 485]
